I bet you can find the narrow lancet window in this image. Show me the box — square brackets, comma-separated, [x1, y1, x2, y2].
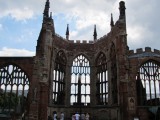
[96, 52, 108, 105]
[53, 51, 66, 105]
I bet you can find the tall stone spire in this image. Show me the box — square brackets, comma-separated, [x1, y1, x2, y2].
[119, 1, 126, 20]
[110, 13, 114, 28]
[66, 24, 69, 40]
[93, 25, 97, 41]
[43, 0, 50, 18]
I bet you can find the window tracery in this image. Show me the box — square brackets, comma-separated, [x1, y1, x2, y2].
[53, 51, 66, 105]
[136, 60, 160, 106]
[96, 52, 108, 105]
[0, 64, 29, 114]
[70, 55, 90, 106]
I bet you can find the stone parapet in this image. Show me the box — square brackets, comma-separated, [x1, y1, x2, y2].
[128, 47, 160, 56]
[68, 40, 94, 44]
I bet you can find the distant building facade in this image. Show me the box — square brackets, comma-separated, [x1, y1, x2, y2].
[0, 0, 160, 120]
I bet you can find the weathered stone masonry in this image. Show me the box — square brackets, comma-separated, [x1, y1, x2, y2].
[0, 1, 160, 120]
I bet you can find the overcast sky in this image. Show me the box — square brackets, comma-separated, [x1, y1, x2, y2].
[0, 0, 160, 56]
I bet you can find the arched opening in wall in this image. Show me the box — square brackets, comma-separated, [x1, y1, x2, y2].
[110, 43, 118, 104]
[70, 55, 90, 106]
[96, 52, 108, 105]
[0, 64, 29, 118]
[52, 51, 66, 105]
[136, 60, 160, 106]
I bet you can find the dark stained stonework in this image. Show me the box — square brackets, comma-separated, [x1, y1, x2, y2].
[0, 1, 160, 120]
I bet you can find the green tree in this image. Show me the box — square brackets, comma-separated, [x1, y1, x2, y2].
[0, 91, 19, 112]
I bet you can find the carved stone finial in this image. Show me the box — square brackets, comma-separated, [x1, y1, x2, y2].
[93, 25, 97, 41]
[66, 24, 69, 40]
[110, 13, 114, 28]
[119, 1, 126, 19]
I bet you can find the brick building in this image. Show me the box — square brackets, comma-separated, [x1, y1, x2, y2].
[0, 0, 160, 120]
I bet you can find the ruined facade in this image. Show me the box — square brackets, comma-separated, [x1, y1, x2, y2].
[0, 0, 160, 120]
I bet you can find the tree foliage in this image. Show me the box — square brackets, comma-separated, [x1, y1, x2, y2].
[0, 91, 19, 111]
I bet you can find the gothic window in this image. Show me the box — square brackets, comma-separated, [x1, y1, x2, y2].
[0, 64, 29, 114]
[53, 51, 66, 105]
[136, 60, 160, 106]
[110, 43, 118, 104]
[70, 55, 90, 106]
[96, 52, 108, 105]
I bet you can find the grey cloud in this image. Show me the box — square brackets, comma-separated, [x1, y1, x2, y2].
[0, 0, 159, 51]
[125, 0, 160, 50]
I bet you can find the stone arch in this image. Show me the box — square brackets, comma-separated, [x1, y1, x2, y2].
[52, 50, 67, 105]
[0, 63, 30, 116]
[70, 54, 90, 106]
[0, 62, 31, 81]
[136, 59, 160, 106]
[138, 59, 160, 69]
[95, 52, 108, 105]
[71, 53, 91, 66]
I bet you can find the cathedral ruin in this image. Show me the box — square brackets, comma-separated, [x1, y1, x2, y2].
[0, 0, 160, 120]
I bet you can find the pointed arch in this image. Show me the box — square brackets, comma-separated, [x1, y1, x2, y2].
[52, 50, 67, 105]
[72, 53, 91, 65]
[0, 62, 31, 81]
[96, 52, 108, 105]
[0, 64, 29, 114]
[70, 54, 90, 106]
[136, 59, 160, 106]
